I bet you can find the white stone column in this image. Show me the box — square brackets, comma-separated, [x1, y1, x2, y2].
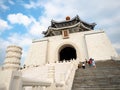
[83, 35, 89, 60]
[3, 45, 22, 71]
[48, 65, 55, 83]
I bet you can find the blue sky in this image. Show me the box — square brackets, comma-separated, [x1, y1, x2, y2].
[0, 0, 120, 65]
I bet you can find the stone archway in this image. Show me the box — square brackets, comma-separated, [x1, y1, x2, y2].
[59, 45, 77, 61]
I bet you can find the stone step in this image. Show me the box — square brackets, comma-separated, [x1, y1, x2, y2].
[72, 84, 120, 88]
[73, 74, 120, 82]
[75, 74, 120, 79]
[73, 81, 120, 86]
[79, 66, 120, 70]
[75, 70, 120, 77]
[72, 60, 120, 90]
[72, 87, 120, 90]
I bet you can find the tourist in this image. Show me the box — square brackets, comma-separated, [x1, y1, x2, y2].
[78, 62, 81, 69]
[88, 58, 92, 67]
[82, 62, 85, 69]
[85, 58, 88, 64]
[23, 64, 26, 68]
[92, 59, 96, 68]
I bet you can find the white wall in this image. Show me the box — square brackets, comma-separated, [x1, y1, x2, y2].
[24, 32, 87, 66]
[47, 32, 87, 63]
[0, 70, 12, 90]
[24, 30, 118, 66]
[0, 70, 22, 90]
[24, 39, 48, 66]
[85, 31, 118, 60]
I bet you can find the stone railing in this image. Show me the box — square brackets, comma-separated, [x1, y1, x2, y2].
[22, 64, 56, 90]
[0, 58, 79, 90]
[64, 60, 78, 90]
[63, 59, 79, 90]
[22, 78, 51, 90]
[54, 59, 79, 90]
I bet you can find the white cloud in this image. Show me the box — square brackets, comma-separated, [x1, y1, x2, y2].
[8, 34, 31, 65]
[29, 22, 46, 36]
[0, 0, 15, 10]
[7, 13, 47, 37]
[38, 0, 80, 30]
[24, 1, 36, 9]
[113, 43, 120, 54]
[0, 38, 10, 49]
[23, 0, 43, 9]
[43, 0, 79, 18]
[98, 14, 120, 26]
[106, 27, 120, 36]
[113, 43, 120, 50]
[0, 19, 11, 32]
[7, 33, 32, 47]
[0, 38, 11, 65]
[0, 0, 9, 10]
[8, 0, 15, 5]
[7, 13, 46, 36]
[7, 13, 32, 27]
[3, 33, 33, 65]
[21, 0, 120, 24]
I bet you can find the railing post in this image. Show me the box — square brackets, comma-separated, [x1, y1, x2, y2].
[37, 86, 42, 90]
[32, 86, 39, 90]
[42, 86, 46, 90]
[48, 65, 55, 83]
[60, 73, 65, 82]
[22, 87, 25, 90]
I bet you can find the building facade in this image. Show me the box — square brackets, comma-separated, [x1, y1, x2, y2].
[24, 15, 118, 66]
[0, 15, 119, 90]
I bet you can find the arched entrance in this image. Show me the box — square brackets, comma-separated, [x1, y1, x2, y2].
[59, 45, 77, 61]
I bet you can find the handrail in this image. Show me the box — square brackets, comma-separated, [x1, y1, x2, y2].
[22, 77, 51, 87]
[55, 82, 64, 87]
[65, 63, 75, 84]
[63, 60, 79, 90]
[0, 83, 6, 90]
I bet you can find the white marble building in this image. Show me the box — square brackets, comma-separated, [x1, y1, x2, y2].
[24, 15, 117, 66]
[0, 15, 119, 90]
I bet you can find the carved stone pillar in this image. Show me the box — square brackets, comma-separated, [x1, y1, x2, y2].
[3, 45, 22, 71]
[48, 65, 55, 83]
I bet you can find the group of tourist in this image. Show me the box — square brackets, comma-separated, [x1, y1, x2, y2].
[78, 58, 96, 69]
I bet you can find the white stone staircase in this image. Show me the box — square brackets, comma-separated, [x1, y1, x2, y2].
[72, 60, 120, 90]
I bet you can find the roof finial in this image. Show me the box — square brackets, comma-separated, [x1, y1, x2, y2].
[66, 16, 70, 20]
